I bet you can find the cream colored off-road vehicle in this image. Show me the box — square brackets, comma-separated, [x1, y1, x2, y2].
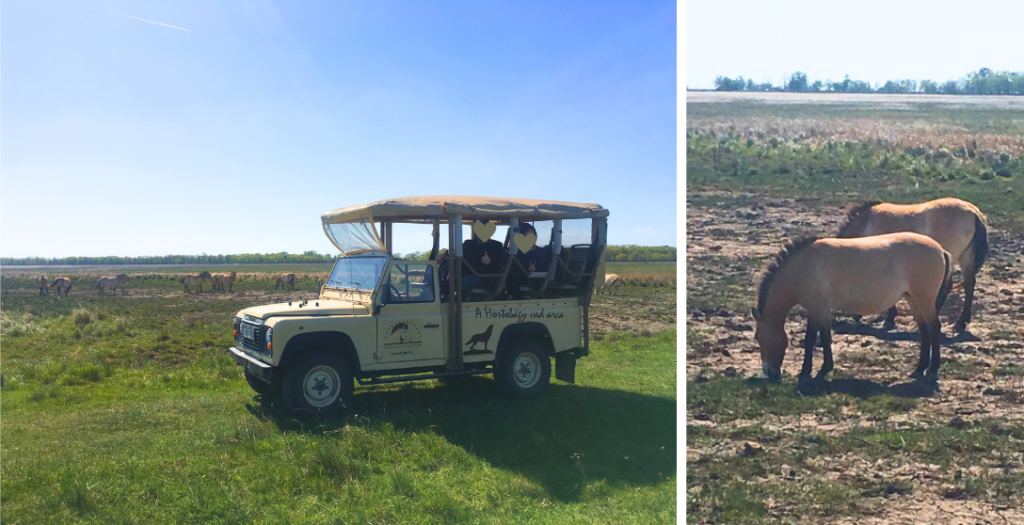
[228, 196, 609, 418]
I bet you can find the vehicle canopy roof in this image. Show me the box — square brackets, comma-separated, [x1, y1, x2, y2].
[321, 196, 609, 225]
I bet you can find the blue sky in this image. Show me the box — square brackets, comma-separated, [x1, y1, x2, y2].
[687, 0, 1024, 90]
[1, 1, 676, 258]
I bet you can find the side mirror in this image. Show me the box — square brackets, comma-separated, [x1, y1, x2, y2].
[374, 303, 386, 315]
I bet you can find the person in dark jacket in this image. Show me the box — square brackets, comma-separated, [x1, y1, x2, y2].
[514, 223, 545, 273]
[509, 223, 546, 298]
[461, 220, 503, 291]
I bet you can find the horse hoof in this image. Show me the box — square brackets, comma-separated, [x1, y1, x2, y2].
[882, 321, 896, 331]
[954, 321, 968, 333]
[797, 374, 813, 386]
[909, 369, 926, 381]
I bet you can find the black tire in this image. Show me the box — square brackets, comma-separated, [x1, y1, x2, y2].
[244, 368, 281, 397]
[282, 349, 354, 418]
[495, 338, 551, 399]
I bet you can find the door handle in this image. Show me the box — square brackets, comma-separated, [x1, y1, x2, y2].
[425, 323, 439, 328]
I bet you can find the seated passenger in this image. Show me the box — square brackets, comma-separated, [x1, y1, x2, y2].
[514, 223, 545, 274]
[461, 220, 503, 291]
[508, 223, 547, 299]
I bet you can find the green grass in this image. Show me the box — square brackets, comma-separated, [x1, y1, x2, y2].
[1, 284, 676, 524]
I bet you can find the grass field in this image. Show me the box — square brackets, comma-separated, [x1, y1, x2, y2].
[0, 263, 677, 523]
[687, 93, 1024, 524]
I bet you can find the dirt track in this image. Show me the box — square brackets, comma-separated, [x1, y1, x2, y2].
[687, 191, 1024, 522]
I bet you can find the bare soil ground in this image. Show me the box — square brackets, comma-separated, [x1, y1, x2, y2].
[687, 190, 1024, 523]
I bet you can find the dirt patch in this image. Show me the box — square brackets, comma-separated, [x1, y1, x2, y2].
[589, 291, 677, 336]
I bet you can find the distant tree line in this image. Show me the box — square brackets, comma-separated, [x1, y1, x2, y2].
[604, 245, 676, 262]
[0, 251, 336, 266]
[2, 246, 677, 266]
[709, 68, 1024, 96]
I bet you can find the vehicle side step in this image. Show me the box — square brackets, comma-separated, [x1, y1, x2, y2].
[356, 368, 492, 385]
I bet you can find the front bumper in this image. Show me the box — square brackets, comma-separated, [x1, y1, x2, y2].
[229, 347, 275, 384]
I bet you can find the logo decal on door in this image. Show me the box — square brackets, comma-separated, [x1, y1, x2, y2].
[384, 319, 423, 351]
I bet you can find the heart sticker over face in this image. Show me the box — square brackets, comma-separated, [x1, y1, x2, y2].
[513, 232, 537, 253]
[472, 221, 496, 241]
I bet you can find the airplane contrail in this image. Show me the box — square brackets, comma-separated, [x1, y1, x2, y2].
[115, 13, 192, 32]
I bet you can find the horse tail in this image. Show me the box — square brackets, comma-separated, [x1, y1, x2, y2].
[936, 250, 954, 313]
[968, 213, 988, 276]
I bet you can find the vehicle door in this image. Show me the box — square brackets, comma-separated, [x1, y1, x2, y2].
[375, 261, 445, 365]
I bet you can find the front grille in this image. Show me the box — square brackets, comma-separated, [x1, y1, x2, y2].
[237, 322, 270, 357]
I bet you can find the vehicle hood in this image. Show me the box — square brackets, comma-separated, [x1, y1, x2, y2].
[241, 299, 368, 319]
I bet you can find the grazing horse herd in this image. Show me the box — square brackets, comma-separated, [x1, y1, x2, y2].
[752, 197, 988, 384]
[29, 271, 297, 296]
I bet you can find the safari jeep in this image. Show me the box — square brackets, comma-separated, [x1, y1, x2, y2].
[228, 196, 608, 417]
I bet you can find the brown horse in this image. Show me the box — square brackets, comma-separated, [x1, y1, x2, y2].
[211, 271, 237, 292]
[36, 275, 49, 295]
[837, 198, 987, 332]
[275, 273, 296, 290]
[752, 233, 953, 383]
[179, 271, 212, 294]
[50, 277, 73, 297]
[97, 274, 130, 296]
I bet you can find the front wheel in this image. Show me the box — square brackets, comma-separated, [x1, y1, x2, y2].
[282, 349, 354, 418]
[495, 338, 551, 399]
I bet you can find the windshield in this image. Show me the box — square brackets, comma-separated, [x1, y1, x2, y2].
[326, 256, 387, 292]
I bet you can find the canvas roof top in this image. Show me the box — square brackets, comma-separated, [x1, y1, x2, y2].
[321, 196, 609, 224]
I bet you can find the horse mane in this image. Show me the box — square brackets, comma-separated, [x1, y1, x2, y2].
[836, 200, 882, 237]
[756, 236, 819, 315]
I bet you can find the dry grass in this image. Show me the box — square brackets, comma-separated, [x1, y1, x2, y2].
[687, 117, 1024, 159]
[0, 311, 40, 337]
[619, 273, 676, 288]
[71, 309, 93, 327]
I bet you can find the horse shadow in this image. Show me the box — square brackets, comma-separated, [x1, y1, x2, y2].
[832, 318, 981, 344]
[245, 378, 677, 502]
[791, 376, 939, 399]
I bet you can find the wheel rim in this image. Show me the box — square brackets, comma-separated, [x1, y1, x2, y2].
[302, 366, 341, 407]
[512, 353, 541, 389]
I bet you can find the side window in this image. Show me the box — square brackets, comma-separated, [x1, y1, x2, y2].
[387, 263, 435, 303]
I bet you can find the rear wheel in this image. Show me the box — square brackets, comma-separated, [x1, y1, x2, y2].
[495, 338, 551, 399]
[244, 368, 281, 397]
[282, 349, 354, 418]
